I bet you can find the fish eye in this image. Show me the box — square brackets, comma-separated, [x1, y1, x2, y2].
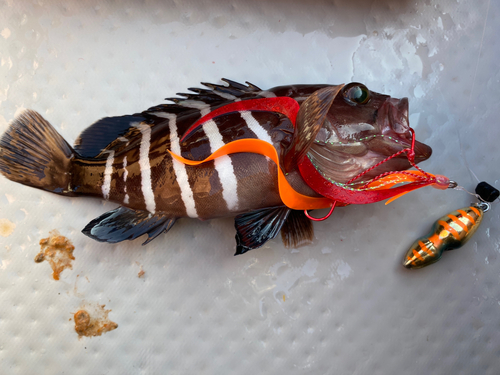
[342, 83, 371, 105]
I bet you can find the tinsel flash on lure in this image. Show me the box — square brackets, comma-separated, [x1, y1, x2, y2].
[403, 181, 499, 269]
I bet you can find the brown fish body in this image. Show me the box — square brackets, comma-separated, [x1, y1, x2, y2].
[0, 79, 432, 252]
[72, 150, 284, 220]
[69, 106, 297, 220]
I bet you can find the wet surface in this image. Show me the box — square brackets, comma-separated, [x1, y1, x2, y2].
[0, 1, 498, 374]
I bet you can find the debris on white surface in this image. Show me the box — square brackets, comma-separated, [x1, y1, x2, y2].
[0, 218, 15, 237]
[73, 302, 118, 338]
[35, 230, 75, 280]
[135, 261, 145, 278]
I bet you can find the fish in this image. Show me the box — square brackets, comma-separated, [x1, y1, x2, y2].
[0, 79, 434, 254]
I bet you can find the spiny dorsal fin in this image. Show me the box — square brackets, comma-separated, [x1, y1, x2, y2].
[283, 85, 344, 172]
[234, 206, 291, 255]
[281, 210, 314, 248]
[74, 80, 265, 158]
[177, 79, 262, 104]
[82, 206, 176, 245]
[201, 78, 262, 97]
[145, 79, 263, 115]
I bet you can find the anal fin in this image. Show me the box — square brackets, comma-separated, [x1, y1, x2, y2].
[281, 210, 314, 248]
[234, 206, 291, 255]
[82, 206, 176, 245]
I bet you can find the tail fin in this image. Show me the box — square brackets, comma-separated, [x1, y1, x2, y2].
[0, 110, 76, 195]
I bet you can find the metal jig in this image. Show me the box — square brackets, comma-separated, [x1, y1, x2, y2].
[402, 181, 498, 269]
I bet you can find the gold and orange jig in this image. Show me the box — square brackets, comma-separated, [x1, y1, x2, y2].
[403, 181, 499, 269]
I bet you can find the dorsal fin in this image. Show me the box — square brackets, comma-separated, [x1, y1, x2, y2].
[199, 78, 262, 98]
[282, 85, 344, 172]
[74, 115, 147, 158]
[74, 80, 265, 158]
[145, 79, 263, 115]
[178, 79, 262, 104]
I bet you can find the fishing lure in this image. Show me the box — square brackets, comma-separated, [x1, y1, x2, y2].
[0, 79, 448, 254]
[403, 181, 499, 269]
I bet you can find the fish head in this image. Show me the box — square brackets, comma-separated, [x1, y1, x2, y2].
[308, 82, 432, 185]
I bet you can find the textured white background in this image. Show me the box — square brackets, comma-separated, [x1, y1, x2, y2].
[0, 1, 499, 374]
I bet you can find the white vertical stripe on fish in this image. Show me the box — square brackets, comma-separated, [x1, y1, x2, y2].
[122, 156, 129, 205]
[179, 100, 211, 116]
[102, 150, 115, 200]
[239, 111, 273, 144]
[202, 119, 239, 211]
[132, 122, 156, 214]
[166, 114, 198, 218]
[258, 90, 276, 98]
[122, 156, 128, 183]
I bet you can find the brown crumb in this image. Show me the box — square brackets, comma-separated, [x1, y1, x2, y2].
[73, 303, 118, 338]
[74, 310, 91, 334]
[35, 230, 75, 280]
[0, 218, 15, 237]
[138, 269, 145, 278]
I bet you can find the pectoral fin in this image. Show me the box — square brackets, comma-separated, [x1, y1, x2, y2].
[82, 206, 176, 245]
[234, 206, 291, 255]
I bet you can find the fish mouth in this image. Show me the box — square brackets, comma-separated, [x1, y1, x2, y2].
[369, 132, 432, 163]
[375, 136, 432, 162]
[361, 136, 432, 183]
[379, 96, 432, 163]
[413, 139, 433, 162]
[357, 97, 432, 181]
[351, 143, 431, 183]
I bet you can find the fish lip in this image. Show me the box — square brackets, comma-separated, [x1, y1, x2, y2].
[413, 139, 432, 161]
[380, 97, 432, 162]
[373, 135, 432, 162]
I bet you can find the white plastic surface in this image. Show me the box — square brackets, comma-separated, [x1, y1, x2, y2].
[0, 1, 499, 374]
